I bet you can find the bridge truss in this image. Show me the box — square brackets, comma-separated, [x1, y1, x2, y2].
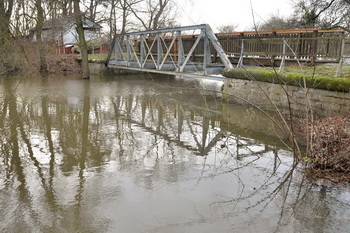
[105, 24, 233, 80]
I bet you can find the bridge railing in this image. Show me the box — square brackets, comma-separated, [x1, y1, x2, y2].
[105, 24, 233, 76]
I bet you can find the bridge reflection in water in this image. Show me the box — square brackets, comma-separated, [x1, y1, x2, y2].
[1, 74, 347, 233]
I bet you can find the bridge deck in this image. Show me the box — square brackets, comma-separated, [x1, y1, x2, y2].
[107, 64, 226, 81]
[108, 60, 226, 80]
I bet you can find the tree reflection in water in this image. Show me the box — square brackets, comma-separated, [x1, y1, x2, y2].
[0, 74, 349, 232]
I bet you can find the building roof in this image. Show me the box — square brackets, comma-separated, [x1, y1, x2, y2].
[42, 15, 102, 31]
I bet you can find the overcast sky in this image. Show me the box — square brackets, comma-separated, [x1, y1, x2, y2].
[177, 0, 295, 32]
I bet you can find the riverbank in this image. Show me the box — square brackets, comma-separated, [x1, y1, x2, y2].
[223, 67, 350, 92]
[304, 113, 350, 185]
[222, 66, 350, 184]
[47, 55, 82, 73]
[222, 69, 350, 117]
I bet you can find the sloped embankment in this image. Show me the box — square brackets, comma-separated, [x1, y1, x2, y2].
[222, 68, 350, 184]
[305, 113, 350, 183]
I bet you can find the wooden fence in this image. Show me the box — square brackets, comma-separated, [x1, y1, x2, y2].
[142, 28, 346, 66]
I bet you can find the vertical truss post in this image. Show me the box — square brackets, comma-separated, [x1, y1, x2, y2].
[115, 37, 121, 60]
[203, 30, 211, 75]
[205, 24, 233, 69]
[177, 31, 184, 72]
[140, 34, 146, 66]
[126, 35, 131, 66]
[157, 33, 162, 69]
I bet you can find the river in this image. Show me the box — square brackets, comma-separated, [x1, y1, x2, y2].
[0, 73, 349, 233]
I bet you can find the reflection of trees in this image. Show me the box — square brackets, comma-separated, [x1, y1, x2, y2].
[0, 78, 106, 232]
[0, 77, 292, 216]
[1, 76, 348, 232]
[74, 80, 90, 231]
[290, 185, 350, 233]
[1, 80, 38, 232]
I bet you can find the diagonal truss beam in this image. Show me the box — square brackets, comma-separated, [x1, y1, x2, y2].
[180, 30, 203, 72]
[106, 24, 234, 75]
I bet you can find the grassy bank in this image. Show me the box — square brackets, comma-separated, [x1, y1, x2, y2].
[223, 65, 350, 92]
[282, 64, 350, 78]
[74, 53, 109, 63]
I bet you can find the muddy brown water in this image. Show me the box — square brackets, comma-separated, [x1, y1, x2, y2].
[0, 73, 349, 233]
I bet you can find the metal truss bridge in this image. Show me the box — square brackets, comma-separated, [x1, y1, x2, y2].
[105, 24, 233, 80]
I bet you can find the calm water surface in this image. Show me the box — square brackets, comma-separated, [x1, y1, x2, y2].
[0, 73, 349, 233]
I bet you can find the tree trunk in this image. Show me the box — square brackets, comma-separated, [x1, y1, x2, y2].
[73, 0, 90, 79]
[68, 0, 73, 15]
[35, 0, 48, 74]
[152, 0, 168, 30]
[0, 0, 15, 72]
[121, 0, 127, 34]
[0, 0, 14, 45]
[109, 0, 116, 41]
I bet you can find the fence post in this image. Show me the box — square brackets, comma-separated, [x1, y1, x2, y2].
[335, 36, 345, 78]
[310, 30, 318, 65]
[237, 39, 244, 68]
[279, 38, 286, 73]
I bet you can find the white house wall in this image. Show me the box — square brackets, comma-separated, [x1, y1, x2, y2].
[84, 30, 101, 41]
[62, 28, 101, 47]
[63, 28, 77, 47]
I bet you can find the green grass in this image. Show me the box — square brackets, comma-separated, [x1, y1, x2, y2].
[87, 53, 111, 62]
[282, 64, 350, 78]
[75, 52, 113, 63]
[223, 65, 350, 92]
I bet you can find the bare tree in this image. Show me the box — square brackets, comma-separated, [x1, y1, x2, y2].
[130, 0, 177, 30]
[35, 0, 48, 73]
[217, 24, 237, 33]
[151, 0, 171, 30]
[256, 14, 299, 30]
[73, 0, 90, 79]
[82, 0, 108, 23]
[0, 0, 14, 45]
[293, 0, 350, 32]
[61, 0, 73, 15]
[118, 0, 142, 34]
[108, 0, 119, 40]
